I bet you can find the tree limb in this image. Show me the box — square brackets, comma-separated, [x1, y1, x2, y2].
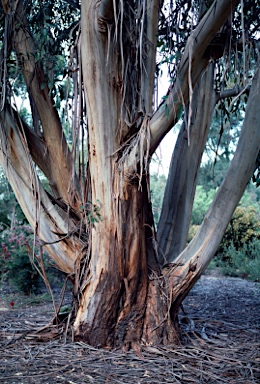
[168, 67, 260, 294]
[157, 64, 216, 264]
[9, 106, 49, 175]
[0, 107, 84, 273]
[9, 1, 82, 208]
[7, 105, 65, 199]
[216, 84, 250, 102]
[142, 0, 161, 114]
[149, 0, 239, 154]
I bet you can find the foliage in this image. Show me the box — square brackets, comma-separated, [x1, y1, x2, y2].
[215, 238, 260, 282]
[0, 224, 40, 294]
[187, 224, 200, 243]
[4, 0, 80, 100]
[198, 159, 229, 192]
[0, 221, 62, 294]
[85, 200, 103, 227]
[220, 205, 260, 252]
[0, 170, 39, 294]
[191, 186, 217, 225]
[240, 187, 260, 213]
[0, 170, 27, 227]
[188, 192, 260, 281]
[150, 173, 167, 227]
[188, 190, 260, 271]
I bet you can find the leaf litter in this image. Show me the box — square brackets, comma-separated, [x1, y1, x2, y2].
[0, 274, 259, 383]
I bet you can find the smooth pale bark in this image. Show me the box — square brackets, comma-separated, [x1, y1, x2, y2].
[157, 64, 216, 264]
[142, 0, 161, 114]
[74, 0, 179, 348]
[8, 106, 54, 185]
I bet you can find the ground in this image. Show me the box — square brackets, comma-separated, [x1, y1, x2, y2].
[0, 272, 259, 383]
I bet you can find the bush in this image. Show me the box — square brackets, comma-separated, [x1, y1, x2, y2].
[0, 224, 41, 294]
[189, 204, 260, 249]
[188, 203, 260, 281]
[219, 205, 260, 252]
[187, 224, 200, 243]
[215, 238, 260, 281]
[1, 222, 65, 294]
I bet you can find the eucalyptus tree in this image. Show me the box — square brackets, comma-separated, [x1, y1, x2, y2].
[0, 0, 259, 348]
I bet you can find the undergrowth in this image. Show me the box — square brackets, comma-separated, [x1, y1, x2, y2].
[213, 238, 260, 282]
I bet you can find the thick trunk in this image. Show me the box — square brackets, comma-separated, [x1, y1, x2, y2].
[74, 0, 179, 347]
[74, 182, 146, 347]
[73, 176, 179, 348]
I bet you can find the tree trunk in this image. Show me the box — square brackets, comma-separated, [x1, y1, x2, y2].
[73, 174, 180, 348]
[73, 2, 178, 347]
[157, 64, 216, 263]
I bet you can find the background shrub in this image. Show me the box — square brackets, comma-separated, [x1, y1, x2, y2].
[216, 238, 260, 281]
[188, 200, 260, 281]
[220, 206, 260, 252]
[0, 224, 40, 294]
[0, 223, 62, 294]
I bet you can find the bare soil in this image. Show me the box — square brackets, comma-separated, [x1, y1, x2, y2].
[0, 272, 259, 383]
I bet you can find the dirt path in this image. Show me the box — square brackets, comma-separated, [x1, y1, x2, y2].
[0, 274, 259, 383]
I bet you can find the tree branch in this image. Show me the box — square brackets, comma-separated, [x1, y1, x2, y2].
[168, 67, 260, 295]
[149, 0, 239, 154]
[216, 84, 250, 102]
[142, 0, 161, 114]
[157, 64, 216, 264]
[7, 105, 65, 199]
[0, 107, 84, 273]
[10, 1, 82, 208]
